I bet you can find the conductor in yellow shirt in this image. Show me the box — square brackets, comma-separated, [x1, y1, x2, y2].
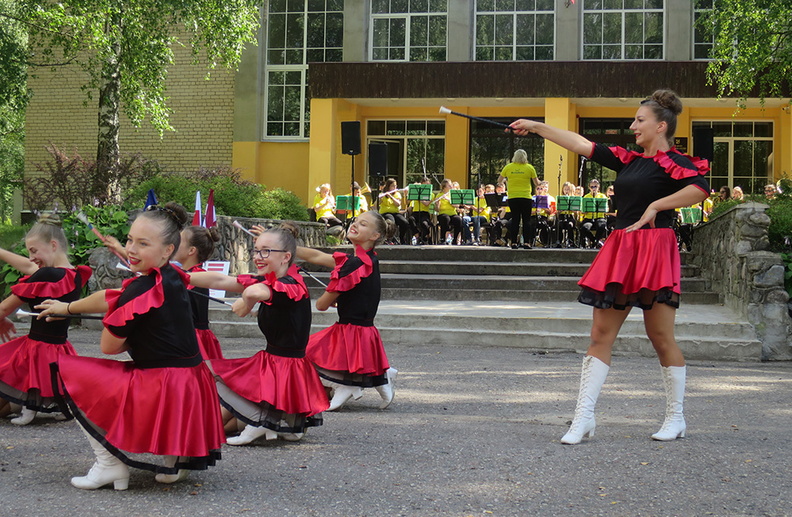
[498, 149, 540, 249]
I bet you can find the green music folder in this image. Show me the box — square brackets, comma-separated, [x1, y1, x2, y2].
[581, 197, 608, 213]
[407, 184, 432, 202]
[449, 189, 475, 205]
[335, 195, 360, 211]
[557, 195, 582, 211]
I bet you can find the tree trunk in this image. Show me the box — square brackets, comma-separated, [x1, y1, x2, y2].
[96, 25, 121, 204]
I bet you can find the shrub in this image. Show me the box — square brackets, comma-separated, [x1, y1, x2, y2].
[61, 205, 131, 265]
[124, 167, 308, 221]
[0, 237, 26, 299]
[23, 145, 161, 212]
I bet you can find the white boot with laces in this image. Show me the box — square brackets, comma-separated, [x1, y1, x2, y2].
[651, 365, 687, 441]
[560, 356, 609, 445]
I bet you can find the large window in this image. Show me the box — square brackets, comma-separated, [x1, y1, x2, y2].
[475, 0, 555, 61]
[265, 0, 344, 138]
[692, 0, 714, 60]
[469, 118, 544, 187]
[366, 120, 445, 187]
[370, 0, 447, 61]
[694, 121, 774, 195]
[582, 0, 663, 60]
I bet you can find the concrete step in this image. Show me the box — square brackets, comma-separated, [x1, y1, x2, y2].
[206, 300, 761, 362]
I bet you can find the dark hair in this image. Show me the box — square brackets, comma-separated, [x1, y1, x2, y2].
[366, 211, 396, 246]
[138, 202, 189, 251]
[26, 213, 68, 250]
[640, 89, 683, 146]
[184, 225, 221, 263]
[265, 222, 299, 265]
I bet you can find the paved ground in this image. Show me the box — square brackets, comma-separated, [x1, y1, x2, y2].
[2, 327, 791, 516]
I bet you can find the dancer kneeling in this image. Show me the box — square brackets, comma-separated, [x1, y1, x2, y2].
[38, 203, 225, 489]
[297, 211, 397, 411]
[0, 215, 91, 425]
[189, 224, 328, 446]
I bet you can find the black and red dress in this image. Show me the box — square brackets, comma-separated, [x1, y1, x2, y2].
[578, 143, 710, 310]
[209, 264, 327, 434]
[306, 246, 390, 387]
[185, 264, 224, 360]
[0, 266, 91, 412]
[53, 263, 224, 475]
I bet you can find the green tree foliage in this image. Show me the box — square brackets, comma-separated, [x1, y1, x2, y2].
[702, 0, 792, 104]
[20, 0, 262, 171]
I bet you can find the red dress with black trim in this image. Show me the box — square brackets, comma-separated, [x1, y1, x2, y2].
[209, 264, 327, 433]
[306, 246, 390, 388]
[0, 266, 91, 411]
[185, 264, 224, 360]
[52, 264, 224, 475]
[578, 143, 710, 310]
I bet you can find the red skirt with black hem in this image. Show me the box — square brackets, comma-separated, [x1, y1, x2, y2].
[306, 323, 389, 377]
[53, 355, 224, 472]
[0, 336, 76, 410]
[196, 328, 224, 360]
[210, 351, 328, 417]
[578, 228, 681, 310]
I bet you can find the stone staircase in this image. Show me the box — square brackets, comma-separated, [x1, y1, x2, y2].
[207, 245, 764, 362]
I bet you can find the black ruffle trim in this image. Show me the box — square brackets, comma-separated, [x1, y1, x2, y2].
[219, 398, 323, 434]
[316, 366, 387, 388]
[578, 283, 680, 311]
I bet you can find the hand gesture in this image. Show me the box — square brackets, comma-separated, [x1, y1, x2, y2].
[624, 205, 659, 233]
[0, 317, 16, 343]
[34, 299, 69, 321]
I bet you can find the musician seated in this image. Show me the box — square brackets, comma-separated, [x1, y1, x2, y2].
[378, 177, 411, 244]
[462, 186, 490, 246]
[489, 183, 511, 247]
[339, 181, 369, 220]
[579, 179, 607, 248]
[432, 179, 464, 245]
[407, 177, 433, 245]
[555, 181, 579, 248]
[531, 181, 556, 247]
[313, 183, 343, 228]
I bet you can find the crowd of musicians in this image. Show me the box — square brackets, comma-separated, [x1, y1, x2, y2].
[312, 153, 729, 251]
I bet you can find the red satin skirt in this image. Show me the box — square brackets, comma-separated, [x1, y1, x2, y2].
[55, 355, 224, 469]
[210, 351, 328, 416]
[307, 323, 389, 376]
[0, 335, 76, 409]
[196, 328, 224, 360]
[578, 228, 681, 310]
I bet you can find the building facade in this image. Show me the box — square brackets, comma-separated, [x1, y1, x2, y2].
[26, 0, 791, 205]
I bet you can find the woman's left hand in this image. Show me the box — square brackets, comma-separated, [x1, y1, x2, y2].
[624, 205, 659, 233]
[0, 317, 16, 343]
[34, 299, 69, 321]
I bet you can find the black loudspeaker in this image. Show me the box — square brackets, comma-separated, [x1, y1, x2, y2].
[368, 142, 388, 177]
[693, 127, 714, 162]
[341, 121, 361, 155]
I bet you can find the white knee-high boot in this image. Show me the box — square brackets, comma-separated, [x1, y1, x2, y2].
[375, 367, 398, 409]
[155, 456, 190, 484]
[561, 356, 610, 445]
[71, 426, 129, 490]
[651, 365, 686, 441]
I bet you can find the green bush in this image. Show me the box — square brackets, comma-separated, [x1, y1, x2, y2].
[0, 233, 26, 299]
[61, 205, 131, 265]
[766, 197, 792, 252]
[123, 167, 308, 221]
[0, 222, 29, 249]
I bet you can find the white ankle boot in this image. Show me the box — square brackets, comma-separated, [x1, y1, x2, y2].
[327, 385, 363, 411]
[375, 368, 398, 409]
[226, 424, 277, 446]
[652, 365, 687, 441]
[11, 407, 36, 426]
[71, 430, 129, 490]
[561, 356, 610, 445]
[155, 456, 190, 484]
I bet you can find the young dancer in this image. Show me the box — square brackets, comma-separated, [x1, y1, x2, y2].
[38, 203, 224, 489]
[510, 89, 709, 444]
[297, 211, 397, 411]
[0, 216, 92, 424]
[189, 224, 328, 445]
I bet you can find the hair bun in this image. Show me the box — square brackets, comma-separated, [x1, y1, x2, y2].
[278, 221, 301, 239]
[37, 213, 62, 227]
[207, 226, 221, 243]
[650, 89, 683, 116]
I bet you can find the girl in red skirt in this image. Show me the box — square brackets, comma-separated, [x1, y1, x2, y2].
[38, 203, 224, 490]
[189, 224, 328, 446]
[297, 211, 397, 411]
[0, 216, 91, 425]
[510, 89, 710, 444]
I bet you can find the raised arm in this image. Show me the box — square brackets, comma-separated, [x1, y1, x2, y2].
[296, 246, 335, 269]
[509, 120, 593, 157]
[0, 247, 37, 276]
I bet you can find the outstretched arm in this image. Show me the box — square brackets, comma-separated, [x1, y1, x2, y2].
[509, 120, 593, 157]
[189, 271, 245, 293]
[35, 290, 109, 321]
[296, 246, 335, 269]
[0, 248, 37, 276]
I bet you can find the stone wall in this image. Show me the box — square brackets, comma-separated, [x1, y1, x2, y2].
[87, 215, 328, 289]
[692, 202, 792, 360]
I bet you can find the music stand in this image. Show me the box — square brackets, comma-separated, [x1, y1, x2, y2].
[336, 195, 360, 226]
[556, 196, 582, 248]
[580, 197, 608, 248]
[484, 193, 508, 209]
[450, 189, 475, 205]
[680, 207, 702, 225]
[407, 184, 432, 202]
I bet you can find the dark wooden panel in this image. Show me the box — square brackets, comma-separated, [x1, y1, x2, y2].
[308, 61, 748, 99]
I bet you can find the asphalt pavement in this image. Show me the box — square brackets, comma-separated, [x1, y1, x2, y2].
[1, 327, 791, 517]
